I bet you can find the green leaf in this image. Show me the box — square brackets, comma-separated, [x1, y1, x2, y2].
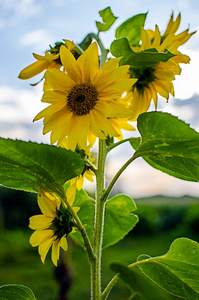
[130, 112, 199, 182]
[0, 138, 84, 196]
[103, 195, 138, 249]
[96, 7, 118, 32]
[137, 238, 199, 299]
[0, 284, 37, 300]
[111, 238, 199, 300]
[110, 37, 133, 58]
[71, 193, 138, 249]
[110, 37, 175, 68]
[110, 264, 172, 300]
[115, 13, 147, 45]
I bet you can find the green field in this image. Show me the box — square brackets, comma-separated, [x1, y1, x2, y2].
[0, 190, 198, 299]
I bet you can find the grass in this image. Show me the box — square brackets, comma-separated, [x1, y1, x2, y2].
[0, 195, 198, 299]
[0, 227, 197, 299]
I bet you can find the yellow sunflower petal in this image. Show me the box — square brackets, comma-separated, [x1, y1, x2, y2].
[38, 236, 54, 264]
[62, 40, 75, 50]
[42, 90, 66, 104]
[141, 27, 152, 49]
[60, 46, 82, 83]
[60, 236, 68, 251]
[34, 102, 67, 121]
[33, 53, 45, 60]
[91, 108, 120, 137]
[29, 229, 54, 247]
[73, 207, 80, 213]
[37, 191, 57, 217]
[66, 183, 76, 205]
[84, 170, 94, 182]
[43, 110, 72, 137]
[101, 78, 137, 98]
[29, 215, 53, 230]
[154, 67, 175, 81]
[90, 111, 106, 139]
[94, 65, 130, 91]
[93, 57, 120, 85]
[76, 115, 90, 150]
[67, 117, 80, 151]
[152, 25, 161, 49]
[51, 239, 60, 266]
[154, 79, 171, 99]
[44, 69, 75, 92]
[76, 175, 84, 190]
[149, 82, 158, 108]
[78, 42, 99, 82]
[99, 101, 132, 118]
[18, 60, 49, 80]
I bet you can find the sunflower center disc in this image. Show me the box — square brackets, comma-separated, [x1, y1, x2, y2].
[67, 83, 98, 116]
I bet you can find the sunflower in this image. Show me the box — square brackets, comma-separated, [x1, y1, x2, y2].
[34, 42, 137, 150]
[29, 189, 79, 266]
[18, 40, 77, 80]
[58, 138, 96, 194]
[127, 13, 195, 120]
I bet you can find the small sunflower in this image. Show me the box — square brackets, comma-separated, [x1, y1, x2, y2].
[18, 40, 77, 81]
[29, 189, 79, 266]
[59, 138, 96, 194]
[34, 42, 137, 150]
[127, 13, 195, 120]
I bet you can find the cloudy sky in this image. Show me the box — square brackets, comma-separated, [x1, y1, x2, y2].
[0, 0, 199, 197]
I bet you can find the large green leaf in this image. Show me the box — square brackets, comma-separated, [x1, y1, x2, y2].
[115, 13, 147, 45]
[96, 7, 118, 32]
[110, 37, 175, 68]
[103, 195, 138, 248]
[0, 284, 37, 300]
[111, 238, 199, 300]
[71, 193, 138, 249]
[130, 112, 199, 182]
[0, 138, 84, 196]
[137, 238, 199, 299]
[110, 264, 173, 300]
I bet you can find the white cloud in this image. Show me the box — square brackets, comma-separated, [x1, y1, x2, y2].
[19, 29, 55, 52]
[0, 85, 50, 142]
[177, 0, 190, 10]
[173, 49, 199, 99]
[0, 85, 45, 122]
[0, 0, 41, 27]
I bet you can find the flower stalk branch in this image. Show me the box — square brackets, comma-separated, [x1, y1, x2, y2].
[101, 154, 137, 203]
[62, 189, 96, 263]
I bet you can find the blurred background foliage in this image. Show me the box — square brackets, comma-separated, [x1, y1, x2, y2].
[0, 186, 198, 299]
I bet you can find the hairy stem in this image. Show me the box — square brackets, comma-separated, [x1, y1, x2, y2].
[102, 153, 137, 203]
[62, 190, 95, 263]
[101, 274, 119, 300]
[92, 139, 107, 299]
[107, 137, 136, 152]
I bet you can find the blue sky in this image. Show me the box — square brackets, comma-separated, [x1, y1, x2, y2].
[0, 0, 199, 197]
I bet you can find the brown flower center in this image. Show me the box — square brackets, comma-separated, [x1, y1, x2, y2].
[67, 83, 98, 116]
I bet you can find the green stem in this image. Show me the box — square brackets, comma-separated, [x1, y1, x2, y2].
[101, 274, 119, 300]
[102, 257, 154, 300]
[62, 190, 95, 263]
[92, 139, 108, 300]
[84, 157, 97, 174]
[107, 137, 135, 152]
[101, 153, 137, 203]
